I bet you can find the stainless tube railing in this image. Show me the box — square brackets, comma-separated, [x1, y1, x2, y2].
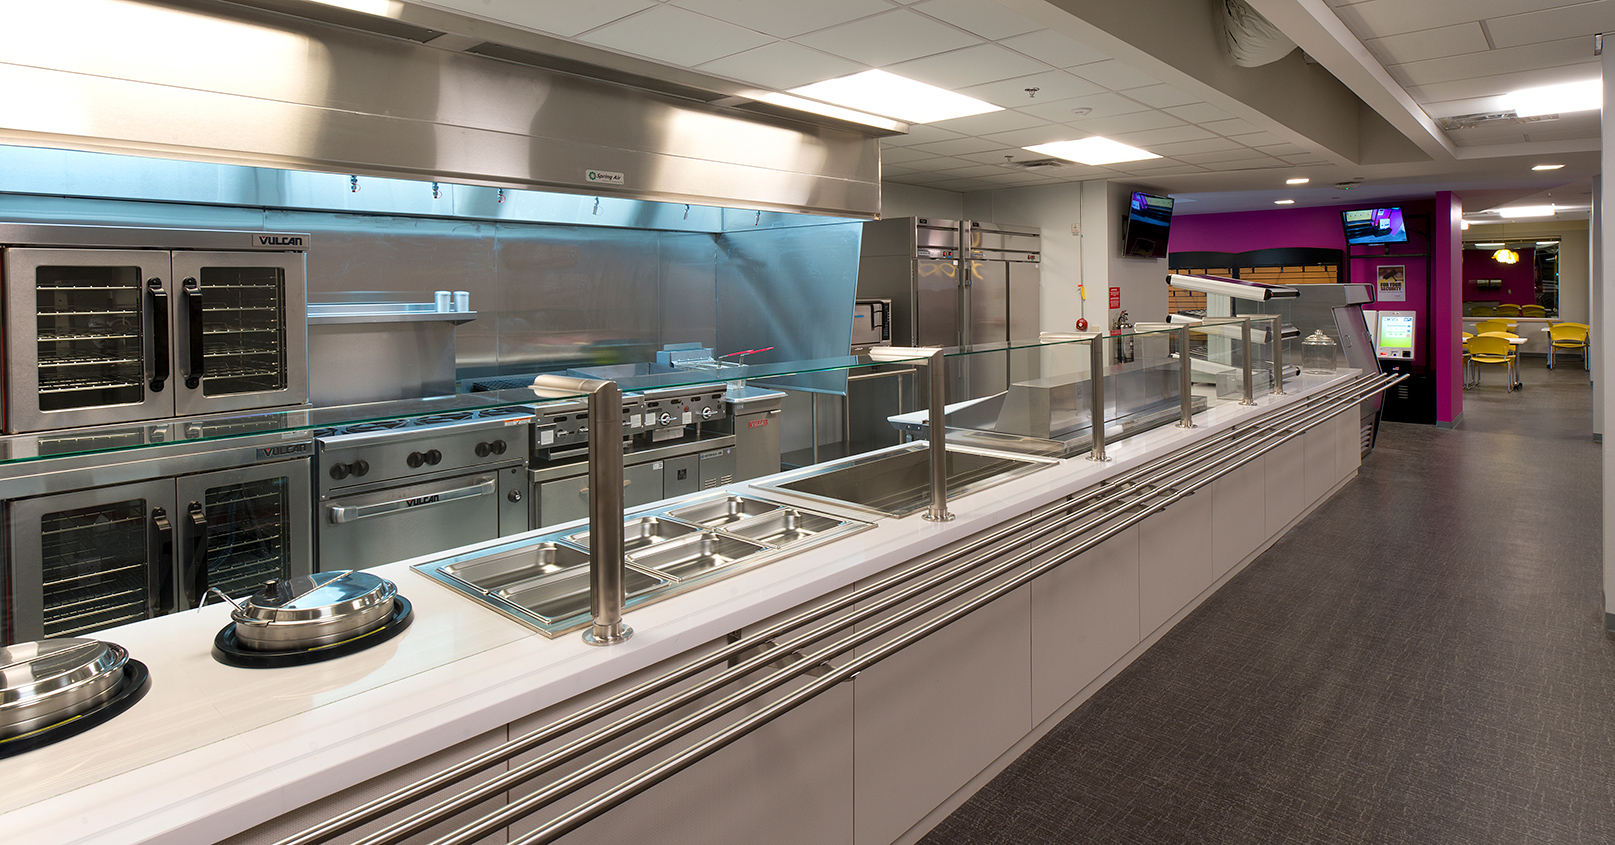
[530, 375, 630, 646]
[1240, 316, 1256, 405]
[871, 346, 952, 522]
[1088, 333, 1109, 462]
[1266, 315, 1287, 396]
[274, 372, 1404, 845]
[1177, 324, 1194, 429]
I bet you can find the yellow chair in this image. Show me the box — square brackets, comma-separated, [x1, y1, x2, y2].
[1497, 303, 1521, 317]
[1475, 319, 1514, 336]
[1472, 304, 1496, 317]
[1468, 333, 1517, 390]
[1548, 323, 1589, 370]
[1461, 332, 1476, 387]
[1521, 305, 1546, 317]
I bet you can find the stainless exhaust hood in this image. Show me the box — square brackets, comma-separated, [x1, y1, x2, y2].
[0, 0, 890, 218]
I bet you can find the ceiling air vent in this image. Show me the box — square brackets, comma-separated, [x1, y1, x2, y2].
[1438, 111, 1560, 130]
[1010, 159, 1067, 170]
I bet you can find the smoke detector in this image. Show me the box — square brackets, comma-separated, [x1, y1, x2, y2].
[1437, 111, 1560, 130]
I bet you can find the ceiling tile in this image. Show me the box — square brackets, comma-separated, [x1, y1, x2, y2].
[669, 0, 890, 38]
[795, 8, 981, 66]
[1252, 142, 1308, 157]
[958, 71, 1106, 108]
[933, 163, 1020, 178]
[427, 0, 654, 39]
[1123, 84, 1202, 109]
[578, 5, 772, 66]
[1019, 91, 1150, 122]
[696, 41, 862, 89]
[886, 43, 1052, 91]
[956, 147, 1033, 165]
[984, 124, 1096, 147]
[1332, 0, 1578, 38]
[1067, 109, 1184, 136]
[1113, 124, 1216, 146]
[906, 137, 1011, 156]
[1524, 125, 1602, 142]
[998, 30, 1112, 68]
[1198, 118, 1260, 136]
[1364, 22, 1489, 65]
[1069, 59, 1161, 91]
[927, 109, 1050, 135]
[1404, 61, 1599, 103]
[910, 0, 1042, 41]
[1486, 1, 1615, 50]
[1226, 130, 1285, 147]
[880, 145, 947, 164]
[881, 124, 966, 146]
[1172, 149, 1281, 165]
[1391, 37, 1594, 88]
[1164, 102, 1236, 124]
[1147, 137, 1246, 156]
[932, 177, 998, 191]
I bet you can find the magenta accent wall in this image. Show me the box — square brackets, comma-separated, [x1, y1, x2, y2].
[1169, 206, 1347, 253]
[1461, 248, 1537, 305]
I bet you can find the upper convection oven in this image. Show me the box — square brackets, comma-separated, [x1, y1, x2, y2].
[0, 224, 309, 433]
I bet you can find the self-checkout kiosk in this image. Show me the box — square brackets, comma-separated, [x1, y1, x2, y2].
[1374, 311, 1416, 360]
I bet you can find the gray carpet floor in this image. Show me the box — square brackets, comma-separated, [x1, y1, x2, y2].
[920, 358, 1608, 845]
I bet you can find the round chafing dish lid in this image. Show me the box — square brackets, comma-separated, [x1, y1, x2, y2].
[1, 638, 126, 707]
[234, 571, 396, 624]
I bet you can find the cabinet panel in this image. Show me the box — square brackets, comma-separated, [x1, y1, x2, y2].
[1030, 525, 1139, 724]
[1264, 438, 1306, 537]
[1336, 409, 1362, 477]
[1302, 419, 1338, 506]
[853, 564, 1031, 845]
[1211, 458, 1267, 580]
[1138, 490, 1214, 638]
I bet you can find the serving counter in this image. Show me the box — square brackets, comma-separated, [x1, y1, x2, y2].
[0, 361, 1385, 845]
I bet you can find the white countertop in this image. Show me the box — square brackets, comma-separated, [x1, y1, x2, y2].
[0, 371, 1362, 845]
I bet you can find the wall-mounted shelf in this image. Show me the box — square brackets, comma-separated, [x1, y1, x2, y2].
[307, 303, 477, 326]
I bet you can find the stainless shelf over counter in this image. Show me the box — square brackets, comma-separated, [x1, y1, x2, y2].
[307, 303, 477, 325]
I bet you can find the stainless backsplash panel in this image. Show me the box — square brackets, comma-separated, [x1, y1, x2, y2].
[715, 222, 863, 395]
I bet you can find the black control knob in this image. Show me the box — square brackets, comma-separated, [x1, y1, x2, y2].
[351, 459, 369, 477]
[475, 442, 491, 457]
[407, 452, 425, 468]
[329, 463, 350, 480]
[507, 489, 523, 503]
[425, 449, 442, 466]
[491, 439, 507, 455]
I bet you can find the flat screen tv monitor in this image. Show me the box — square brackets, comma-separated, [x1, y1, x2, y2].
[1375, 311, 1416, 360]
[1123, 191, 1174, 258]
[1342, 207, 1408, 244]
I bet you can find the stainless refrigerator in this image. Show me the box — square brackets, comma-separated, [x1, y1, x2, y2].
[855, 217, 1041, 402]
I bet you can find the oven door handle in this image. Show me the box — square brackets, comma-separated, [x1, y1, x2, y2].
[152, 506, 175, 616]
[327, 478, 496, 524]
[184, 501, 210, 609]
[148, 278, 170, 393]
[183, 277, 204, 390]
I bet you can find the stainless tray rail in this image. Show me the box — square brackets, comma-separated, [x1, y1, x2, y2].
[274, 372, 1405, 845]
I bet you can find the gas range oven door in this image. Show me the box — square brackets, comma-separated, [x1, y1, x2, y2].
[318, 467, 517, 572]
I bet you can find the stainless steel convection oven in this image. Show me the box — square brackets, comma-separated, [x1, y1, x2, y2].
[0, 422, 315, 645]
[0, 224, 310, 433]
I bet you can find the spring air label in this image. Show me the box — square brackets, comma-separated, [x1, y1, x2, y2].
[256, 442, 312, 460]
[585, 169, 625, 186]
[405, 494, 441, 508]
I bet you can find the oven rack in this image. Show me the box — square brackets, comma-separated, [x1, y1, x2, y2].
[35, 308, 139, 318]
[38, 375, 144, 395]
[38, 353, 143, 367]
[36, 330, 141, 342]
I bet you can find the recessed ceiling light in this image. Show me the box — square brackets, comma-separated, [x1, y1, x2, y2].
[787, 70, 1002, 124]
[1274, 199, 1295, 205]
[1532, 164, 1566, 171]
[1473, 242, 1506, 248]
[1497, 204, 1555, 218]
[1021, 137, 1160, 166]
[755, 93, 902, 130]
[1537, 241, 1559, 245]
[1505, 79, 1601, 118]
[1285, 178, 1309, 185]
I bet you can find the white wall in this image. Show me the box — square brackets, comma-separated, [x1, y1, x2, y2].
[963, 181, 1090, 333]
[879, 183, 965, 220]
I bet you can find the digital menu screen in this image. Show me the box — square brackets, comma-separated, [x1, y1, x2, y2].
[1342, 207, 1408, 244]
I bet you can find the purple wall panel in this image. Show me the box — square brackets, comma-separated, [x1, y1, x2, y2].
[1461, 247, 1537, 305]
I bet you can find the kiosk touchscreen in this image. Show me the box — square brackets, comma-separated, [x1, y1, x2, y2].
[1374, 311, 1416, 359]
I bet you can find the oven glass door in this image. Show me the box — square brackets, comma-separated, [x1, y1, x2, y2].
[5, 480, 177, 645]
[170, 251, 308, 417]
[176, 458, 313, 608]
[3, 248, 174, 433]
[319, 471, 502, 572]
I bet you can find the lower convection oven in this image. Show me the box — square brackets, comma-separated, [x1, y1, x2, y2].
[0, 426, 314, 645]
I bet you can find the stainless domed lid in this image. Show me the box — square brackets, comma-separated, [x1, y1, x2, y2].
[232, 571, 395, 626]
[1, 638, 129, 738]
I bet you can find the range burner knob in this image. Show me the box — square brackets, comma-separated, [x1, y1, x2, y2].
[701, 406, 717, 420]
[425, 449, 442, 466]
[475, 440, 509, 457]
[407, 451, 425, 468]
[329, 463, 350, 480]
[492, 439, 507, 455]
[351, 459, 369, 477]
[475, 442, 490, 457]
[659, 411, 673, 426]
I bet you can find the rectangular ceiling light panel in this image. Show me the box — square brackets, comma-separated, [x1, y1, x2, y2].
[1506, 79, 1601, 118]
[787, 70, 1002, 124]
[1021, 136, 1160, 166]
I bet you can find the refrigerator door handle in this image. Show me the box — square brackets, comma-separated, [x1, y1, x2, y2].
[183, 277, 204, 390]
[152, 506, 175, 615]
[148, 278, 170, 392]
[184, 501, 210, 609]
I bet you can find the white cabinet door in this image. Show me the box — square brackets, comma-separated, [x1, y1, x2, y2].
[1264, 438, 1307, 536]
[1211, 458, 1267, 580]
[1030, 525, 1140, 723]
[853, 561, 1032, 845]
[1138, 490, 1215, 638]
